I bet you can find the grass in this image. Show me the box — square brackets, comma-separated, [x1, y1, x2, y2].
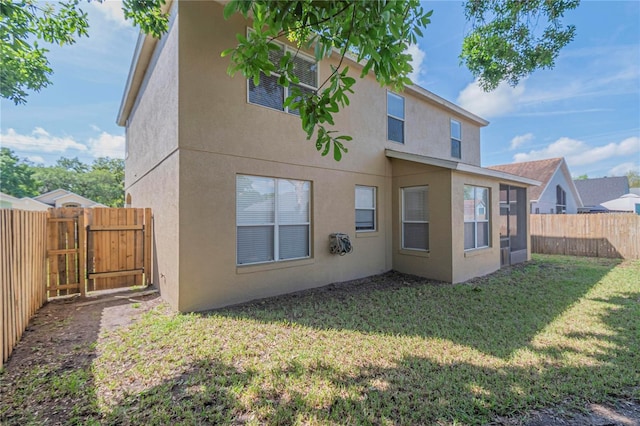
[1, 255, 639, 425]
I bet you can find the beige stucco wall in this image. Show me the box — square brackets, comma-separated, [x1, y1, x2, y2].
[450, 172, 501, 283]
[125, 8, 180, 309]
[177, 149, 391, 311]
[390, 159, 453, 282]
[122, 1, 505, 312]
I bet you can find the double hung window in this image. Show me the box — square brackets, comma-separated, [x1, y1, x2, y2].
[451, 119, 462, 159]
[248, 38, 318, 115]
[355, 186, 376, 231]
[387, 92, 405, 143]
[464, 185, 490, 250]
[402, 186, 429, 251]
[236, 175, 310, 265]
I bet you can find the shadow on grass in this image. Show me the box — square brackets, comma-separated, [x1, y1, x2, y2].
[217, 257, 619, 359]
[96, 286, 640, 424]
[73, 286, 640, 424]
[2, 257, 637, 425]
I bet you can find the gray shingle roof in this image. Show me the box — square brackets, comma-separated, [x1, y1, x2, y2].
[573, 177, 630, 207]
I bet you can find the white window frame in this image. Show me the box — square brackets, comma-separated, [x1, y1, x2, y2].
[451, 119, 462, 159]
[387, 91, 405, 144]
[464, 185, 490, 250]
[236, 175, 311, 265]
[401, 186, 429, 251]
[246, 30, 319, 115]
[355, 185, 376, 232]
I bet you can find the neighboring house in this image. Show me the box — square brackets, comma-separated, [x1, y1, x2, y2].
[573, 177, 630, 213]
[0, 191, 51, 211]
[33, 189, 105, 208]
[117, 1, 538, 312]
[489, 158, 582, 214]
[630, 188, 640, 196]
[0, 189, 105, 210]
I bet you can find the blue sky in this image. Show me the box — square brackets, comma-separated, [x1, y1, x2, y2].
[1, 0, 639, 178]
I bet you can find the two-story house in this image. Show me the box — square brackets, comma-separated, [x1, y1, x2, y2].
[117, 0, 538, 312]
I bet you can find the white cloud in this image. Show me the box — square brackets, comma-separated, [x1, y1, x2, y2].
[513, 136, 640, 168]
[0, 128, 87, 153]
[26, 155, 45, 164]
[457, 80, 526, 118]
[90, 0, 128, 26]
[88, 132, 125, 158]
[510, 133, 534, 150]
[608, 162, 639, 177]
[406, 44, 426, 86]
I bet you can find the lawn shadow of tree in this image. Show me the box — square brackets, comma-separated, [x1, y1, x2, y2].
[85, 284, 638, 424]
[97, 286, 638, 424]
[217, 258, 619, 359]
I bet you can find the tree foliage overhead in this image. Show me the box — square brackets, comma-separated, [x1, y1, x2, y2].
[221, 0, 432, 160]
[1, 0, 580, 159]
[462, 0, 580, 90]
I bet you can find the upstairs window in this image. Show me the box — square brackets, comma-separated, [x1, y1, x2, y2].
[248, 39, 318, 115]
[355, 186, 376, 231]
[387, 92, 405, 143]
[451, 119, 461, 159]
[236, 175, 311, 265]
[464, 185, 490, 250]
[556, 185, 567, 214]
[402, 186, 429, 251]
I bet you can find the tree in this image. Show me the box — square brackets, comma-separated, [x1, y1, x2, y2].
[627, 170, 640, 188]
[1, 0, 580, 159]
[575, 174, 589, 180]
[0, 147, 39, 197]
[29, 156, 125, 206]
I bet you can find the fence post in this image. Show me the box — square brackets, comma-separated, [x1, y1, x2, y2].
[78, 210, 87, 297]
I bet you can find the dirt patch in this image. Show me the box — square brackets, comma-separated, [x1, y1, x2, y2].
[0, 288, 161, 425]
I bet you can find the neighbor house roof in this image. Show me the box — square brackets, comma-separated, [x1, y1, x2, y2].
[488, 158, 565, 202]
[385, 150, 540, 186]
[34, 189, 105, 208]
[573, 176, 630, 207]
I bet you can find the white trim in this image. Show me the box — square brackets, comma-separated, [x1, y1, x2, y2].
[387, 91, 405, 144]
[355, 185, 376, 232]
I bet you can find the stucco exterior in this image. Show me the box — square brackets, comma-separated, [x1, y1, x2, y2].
[119, 1, 537, 312]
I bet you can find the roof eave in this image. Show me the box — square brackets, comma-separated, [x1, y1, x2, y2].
[116, 0, 487, 128]
[385, 149, 541, 186]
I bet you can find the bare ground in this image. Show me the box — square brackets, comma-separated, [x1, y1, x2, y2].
[1, 279, 638, 425]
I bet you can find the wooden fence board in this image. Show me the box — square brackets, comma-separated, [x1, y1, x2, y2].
[1, 210, 48, 368]
[531, 213, 640, 259]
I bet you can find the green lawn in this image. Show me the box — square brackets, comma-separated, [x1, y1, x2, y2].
[2, 255, 639, 425]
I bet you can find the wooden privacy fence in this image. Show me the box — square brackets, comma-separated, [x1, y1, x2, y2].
[1, 210, 48, 367]
[2, 207, 152, 367]
[47, 207, 152, 297]
[530, 213, 640, 259]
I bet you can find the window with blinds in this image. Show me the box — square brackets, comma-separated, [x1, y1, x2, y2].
[236, 175, 310, 265]
[402, 186, 429, 251]
[247, 35, 318, 115]
[355, 186, 376, 231]
[464, 185, 490, 250]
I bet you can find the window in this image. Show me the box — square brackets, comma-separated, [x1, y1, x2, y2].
[355, 186, 376, 231]
[387, 92, 405, 143]
[464, 185, 490, 250]
[451, 119, 461, 159]
[402, 186, 429, 251]
[247, 38, 318, 114]
[236, 175, 310, 265]
[556, 185, 566, 214]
